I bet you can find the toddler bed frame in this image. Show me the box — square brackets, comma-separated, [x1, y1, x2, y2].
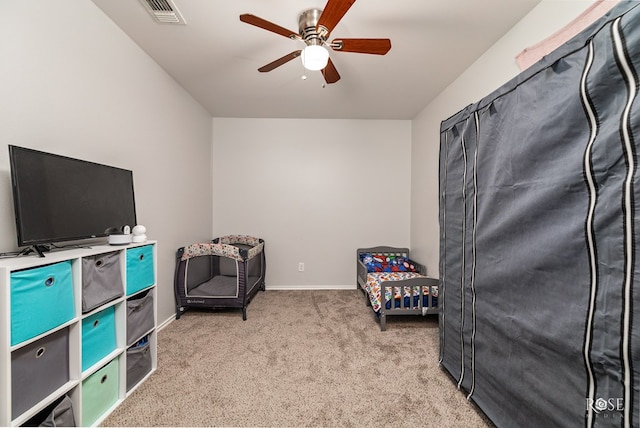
[174, 235, 265, 320]
[357, 246, 438, 331]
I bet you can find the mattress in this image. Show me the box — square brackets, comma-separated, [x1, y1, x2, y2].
[190, 275, 237, 297]
[189, 275, 263, 298]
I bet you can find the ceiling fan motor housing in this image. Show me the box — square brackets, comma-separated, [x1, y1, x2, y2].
[299, 9, 326, 46]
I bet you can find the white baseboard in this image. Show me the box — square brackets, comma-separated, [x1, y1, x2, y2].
[157, 314, 175, 332]
[265, 284, 357, 291]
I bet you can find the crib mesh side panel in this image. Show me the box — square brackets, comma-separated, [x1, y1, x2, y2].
[246, 256, 261, 278]
[185, 255, 216, 293]
[236, 243, 264, 294]
[218, 256, 237, 277]
[439, 3, 640, 426]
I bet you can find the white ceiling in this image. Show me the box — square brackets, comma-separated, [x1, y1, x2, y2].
[90, 0, 541, 120]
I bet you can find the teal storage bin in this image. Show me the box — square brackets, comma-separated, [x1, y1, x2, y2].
[11, 261, 75, 345]
[82, 306, 117, 371]
[126, 245, 154, 295]
[82, 358, 119, 426]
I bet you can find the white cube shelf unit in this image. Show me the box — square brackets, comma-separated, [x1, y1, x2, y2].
[0, 241, 157, 427]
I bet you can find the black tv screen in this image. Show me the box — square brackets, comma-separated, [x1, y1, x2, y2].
[8, 145, 137, 247]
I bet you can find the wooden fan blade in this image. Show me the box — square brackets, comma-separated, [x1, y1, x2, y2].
[322, 58, 341, 84]
[258, 51, 302, 72]
[240, 14, 299, 39]
[331, 38, 391, 55]
[316, 0, 356, 35]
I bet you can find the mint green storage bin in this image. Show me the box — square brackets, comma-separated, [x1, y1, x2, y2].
[82, 306, 117, 371]
[11, 261, 75, 345]
[82, 358, 119, 426]
[126, 245, 154, 295]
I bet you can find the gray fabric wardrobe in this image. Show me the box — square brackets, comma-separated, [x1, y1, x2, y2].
[438, 2, 640, 427]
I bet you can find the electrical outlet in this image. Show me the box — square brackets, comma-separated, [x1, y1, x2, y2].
[298, 262, 305, 272]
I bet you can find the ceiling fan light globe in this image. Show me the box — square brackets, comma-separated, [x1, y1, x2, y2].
[301, 45, 329, 71]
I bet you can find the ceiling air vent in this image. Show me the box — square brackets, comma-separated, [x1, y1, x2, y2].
[140, 0, 186, 24]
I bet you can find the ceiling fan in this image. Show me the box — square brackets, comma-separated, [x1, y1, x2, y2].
[239, 0, 391, 84]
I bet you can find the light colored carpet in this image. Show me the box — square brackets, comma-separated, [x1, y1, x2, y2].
[102, 290, 491, 427]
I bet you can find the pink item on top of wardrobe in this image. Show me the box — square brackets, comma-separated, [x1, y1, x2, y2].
[516, 0, 619, 70]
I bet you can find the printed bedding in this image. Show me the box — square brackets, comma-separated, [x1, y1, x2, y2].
[364, 272, 439, 312]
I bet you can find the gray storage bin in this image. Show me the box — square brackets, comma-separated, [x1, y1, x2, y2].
[126, 290, 154, 346]
[22, 394, 75, 427]
[12, 327, 70, 419]
[126, 338, 151, 392]
[82, 251, 124, 313]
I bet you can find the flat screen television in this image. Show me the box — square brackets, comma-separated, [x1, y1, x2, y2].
[8, 145, 137, 250]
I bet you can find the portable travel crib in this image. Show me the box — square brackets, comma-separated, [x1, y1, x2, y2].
[174, 235, 265, 320]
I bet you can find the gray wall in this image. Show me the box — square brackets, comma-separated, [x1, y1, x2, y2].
[1, 0, 214, 325]
[212, 118, 412, 288]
